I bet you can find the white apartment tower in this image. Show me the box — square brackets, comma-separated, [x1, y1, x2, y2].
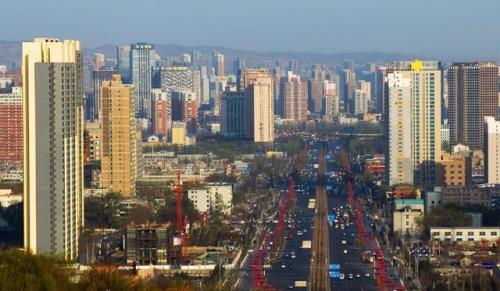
[484, 116, 500, 184]
[386, 60, 442, 187]
[22, 38, 84, 260]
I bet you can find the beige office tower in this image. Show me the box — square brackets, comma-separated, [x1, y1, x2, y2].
[385, 60, 442, 188]
[242, 69, 274, 143]
[100, 75, 137, 197]
[23, 38, 84, 260]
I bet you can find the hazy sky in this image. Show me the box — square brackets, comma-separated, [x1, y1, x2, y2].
[3, 0, 499, 59]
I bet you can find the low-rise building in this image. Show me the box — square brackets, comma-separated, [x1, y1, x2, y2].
[441, 184, 500, 207]
[393, 199, 424, 236]
[0, 170, 23, 183]
[430, 227, 500, 243]
[172, 121, 186, 146]
[125, 225, 169, 265]
[424, 187, 443, 213]
[0, 189, 22, 207]
[187, 183, 232, 214]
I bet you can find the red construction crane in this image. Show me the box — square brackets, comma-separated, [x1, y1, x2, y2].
[174, 171, 208, 263]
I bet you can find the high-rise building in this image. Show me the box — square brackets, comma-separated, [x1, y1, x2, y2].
[386, 72, 413, 186]
[152, 66, 193, 92]
[0, 87, 23, 166]
[100, 75, 136, 197]
[221, 91, 245, 138]
[22, 37, 84, 260]
[171, 90, 197, 134]
[182, 53, 192, 65]
[212, 51, 224, 77]
[191, 50, 202, 69]
[484, 116, 500, 184]
[90, 69, 117, 121]
[130, 43, 155, 118]
[448, 62, 498, 150]
[323, 81, 338, 121]
[281, 71, 307, 121]
[117, 45, 131, 83]
[233, 58, 246, 74]
[241, 69, 274, 143]
[200, 65, 210, 105]
[84, 121, 101, 163]
[308, 79, 323, 114]
[192, 70, 201, 104]
[151, 89, 171, 138]
[211, 76, 229, 115]
[385, 60, 442, 188]
[341, 69, 356, 113]
[358, 80, 372, 100]
[93, 53, 105, 70]
[354, 89, 368, 115]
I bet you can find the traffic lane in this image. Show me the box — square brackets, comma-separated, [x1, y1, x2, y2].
[266, 187, 314, 289]
[328, 192, 376, 291]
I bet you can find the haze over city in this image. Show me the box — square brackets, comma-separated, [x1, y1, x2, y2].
[2, 0, 500, 59]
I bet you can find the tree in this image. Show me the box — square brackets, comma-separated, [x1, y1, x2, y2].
[123, 204, 154, 226]
[421, 204, 472, 237]
[0, 249, 75, 290]
[77, 265, 147, 291]
[84, 193, 122, 229]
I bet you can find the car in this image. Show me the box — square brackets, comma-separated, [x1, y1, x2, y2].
[348, 274, 354, 279]
[281, 264, 286, 268]
[287, 286, 294, 289]
[356, 274, 360, 278]
[339, 273, 345, 280]
[365, 273, 370, 277]
[343, 249, 348, 254]
[341, 240, 346, 245]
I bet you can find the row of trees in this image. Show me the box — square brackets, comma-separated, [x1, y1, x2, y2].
[0, 249, 226, 291]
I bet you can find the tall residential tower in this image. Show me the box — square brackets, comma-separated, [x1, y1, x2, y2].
[22, 38, 84, 260]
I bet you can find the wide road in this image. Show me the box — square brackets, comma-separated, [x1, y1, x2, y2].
[327, 187, 376, 291]
[309, 149, 330, 291]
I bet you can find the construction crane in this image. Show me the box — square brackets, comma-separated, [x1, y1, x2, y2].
[174, 171, 208, 263]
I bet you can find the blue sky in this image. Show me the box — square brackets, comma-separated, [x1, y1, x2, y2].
[3, 0, 499, 58]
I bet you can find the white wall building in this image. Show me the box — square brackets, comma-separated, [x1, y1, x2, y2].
[430, 227, 500, 243]
[188, 184, 232, 214]
[484, 116, 500, 184]
[393, 199, 424, 236]
[23, 38, 84, 260]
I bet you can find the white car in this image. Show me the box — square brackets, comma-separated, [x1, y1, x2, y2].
[339, 273, 345, 280]
[343, 249, 348, 254]
[348, 274, 354, 279]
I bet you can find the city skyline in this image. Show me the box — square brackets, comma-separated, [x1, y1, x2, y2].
[1, 0, 500, 59]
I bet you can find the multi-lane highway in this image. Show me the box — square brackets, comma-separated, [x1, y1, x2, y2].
[309, 149, 330, 291]
[239, 140, 400, 290]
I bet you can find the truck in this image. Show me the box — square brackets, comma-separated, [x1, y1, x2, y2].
[294, 281, 307, 287]
[302, 240, 312, 249]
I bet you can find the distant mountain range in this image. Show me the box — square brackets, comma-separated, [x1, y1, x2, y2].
[0, 40, 421, 69]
